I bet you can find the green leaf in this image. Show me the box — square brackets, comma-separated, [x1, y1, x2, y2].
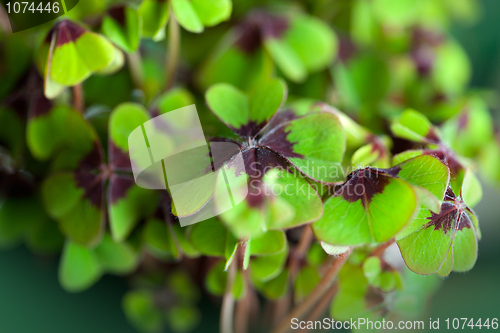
[248, 230, 286, 256]
[142, 218, 178, 259]
[42, 173, 103, 247]
[191, 0, 232, 27]
[396, 155, 450, 203]
[59, 241, 102, 292]
[397, 189, 479, 276]
[27, 105, 96, 161]
[254, 269, 289, 299]
[362, 256, 382, 286]
[102, 6, 142, 53]
[441, 96, 493, 157]
[261, 112, 346, 183]
[188, 218, 237, 259]
[313, 169, 417, 246]
[249, 244, 288, 282]
[331, 263, 369, 320]
[139, 0, 169, 40]
[94, 234, 138, 274]
[171, 0, 204, 33]
[0, 107, 24, 157]
[166, 305, 201, 333]
[110, 103, 150, 152]
[284, 15, 338, 73]
[294, 266, 321, 303]
[198, 43, 274, 92]
[206, 260, 228, 296]
[432, 41, 470, 96]
[45, 20, 118, 94]
[266, 37, 307, 82]
[206, 79, 287, 137]
[109, 178, 159, 242]
[0, 197, 50, 248]
[123, 290, 163, 333]
[460, 169, 482, 208]
[390, 109, 437, 143]
[157, 88, 195, 114]
[205, 260, 246, 300]
[351, 138, 391, 169]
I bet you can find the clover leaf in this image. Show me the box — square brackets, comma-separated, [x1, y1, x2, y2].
[205, 79, 345, 238]
[39, 20, 123, 99]
[198, 12, 337, 90]
[29, 103, 158, 246]
[102, 5, 142, 53]
[397, 187, 480, 276]
[313, 155, 448, 246]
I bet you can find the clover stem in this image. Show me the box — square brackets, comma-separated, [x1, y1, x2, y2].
[290, 225, 314, 278]
[234, 271, 251, 333]
[298, 284, 338, 333]
[127, 51, 144, 91]
[271, 249, 352, 333]
[221, 251, 237, 333]
[0, 5, 11, 34]
[165, 12, 180, 91]
[72, 84, 84, 113]
[370, 238, 395, 257]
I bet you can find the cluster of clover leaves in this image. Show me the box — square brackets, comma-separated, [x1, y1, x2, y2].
[0, 0, 498, 332]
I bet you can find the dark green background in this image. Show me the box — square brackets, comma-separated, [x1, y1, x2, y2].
[1, 0, 499, 332]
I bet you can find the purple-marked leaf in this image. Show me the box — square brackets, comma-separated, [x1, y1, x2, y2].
[42, 20, 120, 98]
[59, 241, 102, 292]
[27, 105, 97, 161]
[219, 165, 322, 238]
[397, 188, 479, 276]
[260, 112, 346, 183]
[206, 79, 287, 137]
[102, 5, 142, 53]
[313, 167, 418, 246]
[108, 174, 159, 242]
[139, 0, 170, 40]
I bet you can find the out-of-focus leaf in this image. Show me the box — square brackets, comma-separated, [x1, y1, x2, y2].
[123, 290, 163, 333]
[102, 6, 142, 53]
[59, 241, 102, 292]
